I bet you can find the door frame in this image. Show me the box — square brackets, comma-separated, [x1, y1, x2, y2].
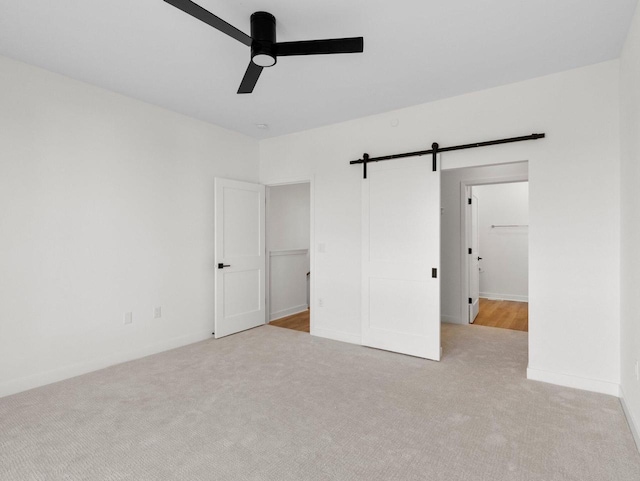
[264, 176, 315, 333]
[459, 173, 528, 324]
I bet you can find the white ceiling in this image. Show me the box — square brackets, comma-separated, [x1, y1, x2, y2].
[0, 0, 637, 138]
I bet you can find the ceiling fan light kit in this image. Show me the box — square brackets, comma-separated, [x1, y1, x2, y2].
[164, 0, 364, 94]
[250, 12, 277, 68]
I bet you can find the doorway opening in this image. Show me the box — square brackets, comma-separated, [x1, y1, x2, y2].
[441, 161, 529, 334]
[265, 182, 311, 333]
[466, 181, 529, 332]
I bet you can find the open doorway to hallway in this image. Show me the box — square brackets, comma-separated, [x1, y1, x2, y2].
[467, 182, 529, 332]
[440, 161, 529, 335]
[265, 182, 311, 333]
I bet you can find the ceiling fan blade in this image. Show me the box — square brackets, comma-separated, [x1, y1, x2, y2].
[276, 37, 364, 56]
[238, 62, 263, 94]
[164, 0, 252, 47]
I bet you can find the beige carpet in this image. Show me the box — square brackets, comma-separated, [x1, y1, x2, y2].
[1, 324, 639, 480]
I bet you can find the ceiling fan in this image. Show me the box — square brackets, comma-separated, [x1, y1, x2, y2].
[164, 0, 364, 94]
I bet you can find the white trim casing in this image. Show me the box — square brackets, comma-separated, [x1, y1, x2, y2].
[441, 314, 463, 324]
[0, 329, 214, 399]
[527, 367, 620, 397]
[311, 327, 361, 346]
[270, 305, 309, 322]
[269, 249, 309, 257]
[480, 293, 529, 302]
[620, 387, 640, 453]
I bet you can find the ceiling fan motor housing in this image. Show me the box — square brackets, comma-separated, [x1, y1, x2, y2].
[251, 12, 276, 67]
[163, 1, 364, 93]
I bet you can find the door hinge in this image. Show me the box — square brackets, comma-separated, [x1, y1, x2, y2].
[468, 298, 472, 304]
[468, 248, 472, 254]
[432, 268, 438, 278]
[468, 198, 472, 205]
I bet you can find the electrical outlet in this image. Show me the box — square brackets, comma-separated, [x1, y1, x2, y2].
[154, 307, 162, 319]
[318, 298, 324, 308]
[124, 312, 133, 325]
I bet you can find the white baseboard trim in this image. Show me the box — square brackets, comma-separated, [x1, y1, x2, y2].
[269, 249, 308, 257]
[620, 386, 640, 453]
[270, 305, 308, 321]
[480, 292, 528, 302]
[311, 326, 361, 346]
[441, 315, 464, 325]
[0, 329, 214, 399]
[527, 367, 620, 397]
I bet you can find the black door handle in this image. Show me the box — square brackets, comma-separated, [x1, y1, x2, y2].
[218, 263, 231, 269]
[477, 257, 483, 261]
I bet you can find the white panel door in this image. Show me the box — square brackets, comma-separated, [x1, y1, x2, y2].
[214, 178, 265, 338]
[362, 156, 440, 360]
[469, 193, 480, 323]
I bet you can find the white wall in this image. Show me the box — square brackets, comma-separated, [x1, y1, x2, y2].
[267, 183, 310, 251]
[269, 252, 309, 320]
[620, 2, 640, 448]
[475, 182, 529, 302]
[260, 60, 621, 395]
[267, 183, 310, 320]
[0, 56, 259, 397]
[441, 163, 528, 324]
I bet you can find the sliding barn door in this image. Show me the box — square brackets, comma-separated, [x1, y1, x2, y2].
[214, 178, 266, 338]
[362, 156, 441, 360]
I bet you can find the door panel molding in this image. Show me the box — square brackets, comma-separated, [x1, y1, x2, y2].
[214, 178, 266, 338]
[361, 156, 441, 360]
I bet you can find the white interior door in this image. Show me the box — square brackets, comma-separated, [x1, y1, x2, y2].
[362, 156, 441, 360]
[214, 178, 265, 338]
[469, 193, 480, 323]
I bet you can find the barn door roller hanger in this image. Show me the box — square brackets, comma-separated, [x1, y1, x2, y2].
[350, 133, 546, 179]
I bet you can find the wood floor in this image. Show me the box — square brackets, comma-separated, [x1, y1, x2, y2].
[270, 299, 527, 334]
[472, 298, 528, 332]
[269, 309, 310, 333]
